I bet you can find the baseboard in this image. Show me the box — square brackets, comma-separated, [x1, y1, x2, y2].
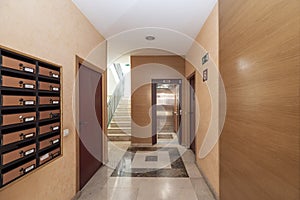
[195, 164, 220, 200]
[71, 191, 82, 200]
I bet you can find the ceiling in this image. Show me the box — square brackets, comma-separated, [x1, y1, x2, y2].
[72, 0, 217, 58]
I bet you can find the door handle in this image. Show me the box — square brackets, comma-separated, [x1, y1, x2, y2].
[79, 121, 88, 126]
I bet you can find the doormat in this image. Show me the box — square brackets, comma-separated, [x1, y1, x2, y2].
[158, 134, 173, 139]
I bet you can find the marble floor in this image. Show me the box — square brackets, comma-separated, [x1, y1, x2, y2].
[76, 140, 215, 200]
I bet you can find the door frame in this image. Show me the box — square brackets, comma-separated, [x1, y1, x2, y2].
[75, 56, 106, 192]
[188, 73, 196, 153]
[151, 79, 182, 145]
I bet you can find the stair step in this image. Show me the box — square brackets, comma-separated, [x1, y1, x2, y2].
[109, 122, 131, 128]
[113, 112, 131, 115]
[108, 127, 131, 131]
[108, 134, 131, 141]
[108, 128, 131, 134]
[112, 116, 131, 119]
[111, 119, 131, 122]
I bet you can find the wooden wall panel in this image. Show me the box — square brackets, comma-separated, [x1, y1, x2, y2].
[185, 4, 219, 197]
[219, 0, 300, 199]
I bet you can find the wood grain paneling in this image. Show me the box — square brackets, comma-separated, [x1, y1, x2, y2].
[185, 4, 219, 197]
[131, 56, 185, 144]
[219, 0, 300, 199]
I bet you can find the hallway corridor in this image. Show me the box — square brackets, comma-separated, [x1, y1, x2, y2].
[76, 142, 215, 200]
[0, 0, 299, 199]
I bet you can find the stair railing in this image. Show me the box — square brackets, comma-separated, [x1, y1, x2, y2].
[107, 64, 125, 126]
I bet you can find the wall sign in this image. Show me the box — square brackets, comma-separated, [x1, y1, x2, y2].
[202, 53, 209, 65]
[203, 69, 208, 82]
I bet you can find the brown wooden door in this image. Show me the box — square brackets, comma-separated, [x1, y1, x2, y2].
[189, 74, 196, 153]
[79, 65, 102, 190]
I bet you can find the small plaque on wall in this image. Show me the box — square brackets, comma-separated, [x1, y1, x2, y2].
[202, 53, 209, 65]
[203, 69, 208, 82]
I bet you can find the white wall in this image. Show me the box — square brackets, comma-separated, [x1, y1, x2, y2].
[107, 66, 119, 96]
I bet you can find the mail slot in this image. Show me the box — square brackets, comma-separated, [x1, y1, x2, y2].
[39, 135, 60, 150]
[2, 95, 36, 107]
[2, 76, 36, 89]
[39, 97, 60, 105]
[39, 148, 60, 165]
[2, 56, 35, 73]
[39, 67, 60, 79]
[2, 144, 36, 165]
[39, 81, 60, 92]
[2, 128, 36, 146]
[39, 122, 60, 135]
[40, 110, 60, 120]
[2, 112, 36, 126]
[2, 159, 36, 185]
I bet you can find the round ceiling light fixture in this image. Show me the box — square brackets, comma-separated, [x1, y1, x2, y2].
[145, 35, 155, 41]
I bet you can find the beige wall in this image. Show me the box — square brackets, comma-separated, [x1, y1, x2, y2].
[185, 4, 219, 197]
[131, 56, 185, 145]
[0, 0, 106, 199]
[219, 0, 300, 199]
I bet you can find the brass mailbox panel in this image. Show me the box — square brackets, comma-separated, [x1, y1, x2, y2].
[0, 47, 62, 188]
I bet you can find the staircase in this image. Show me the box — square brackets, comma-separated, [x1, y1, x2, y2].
[108, 98, 131, 141]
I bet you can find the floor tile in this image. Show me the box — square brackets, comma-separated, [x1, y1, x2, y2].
[76, 142, 216, 200]
[111, 147, 188, 177]
[137, 186, 198, 200]
[185, 163, 202, 178]
[191, 178, 215, 200]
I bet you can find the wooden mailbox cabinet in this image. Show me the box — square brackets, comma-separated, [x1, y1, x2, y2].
[0, 47, 62, 188]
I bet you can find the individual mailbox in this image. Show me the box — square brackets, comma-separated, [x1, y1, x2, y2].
[39, 97, 60, 105]
[2, 144, 36, 165]
[2, 95, 36, 107]
[2, 112, 36, 126]
[39, 135, 60, 150]
[2, 159, 36, 185]
[2, 76, 36, 89]
[2, 128, 36, 146]
[39, 122, 60, 135]
[39, 148, 60, 165]
[39, 66, 59, 79]
[2, 56, 35, 73]
[39, 110, 60, 120]
[39, 81, 60, 92]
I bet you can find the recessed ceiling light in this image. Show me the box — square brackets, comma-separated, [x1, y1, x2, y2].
[145, 36, 155, 41]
